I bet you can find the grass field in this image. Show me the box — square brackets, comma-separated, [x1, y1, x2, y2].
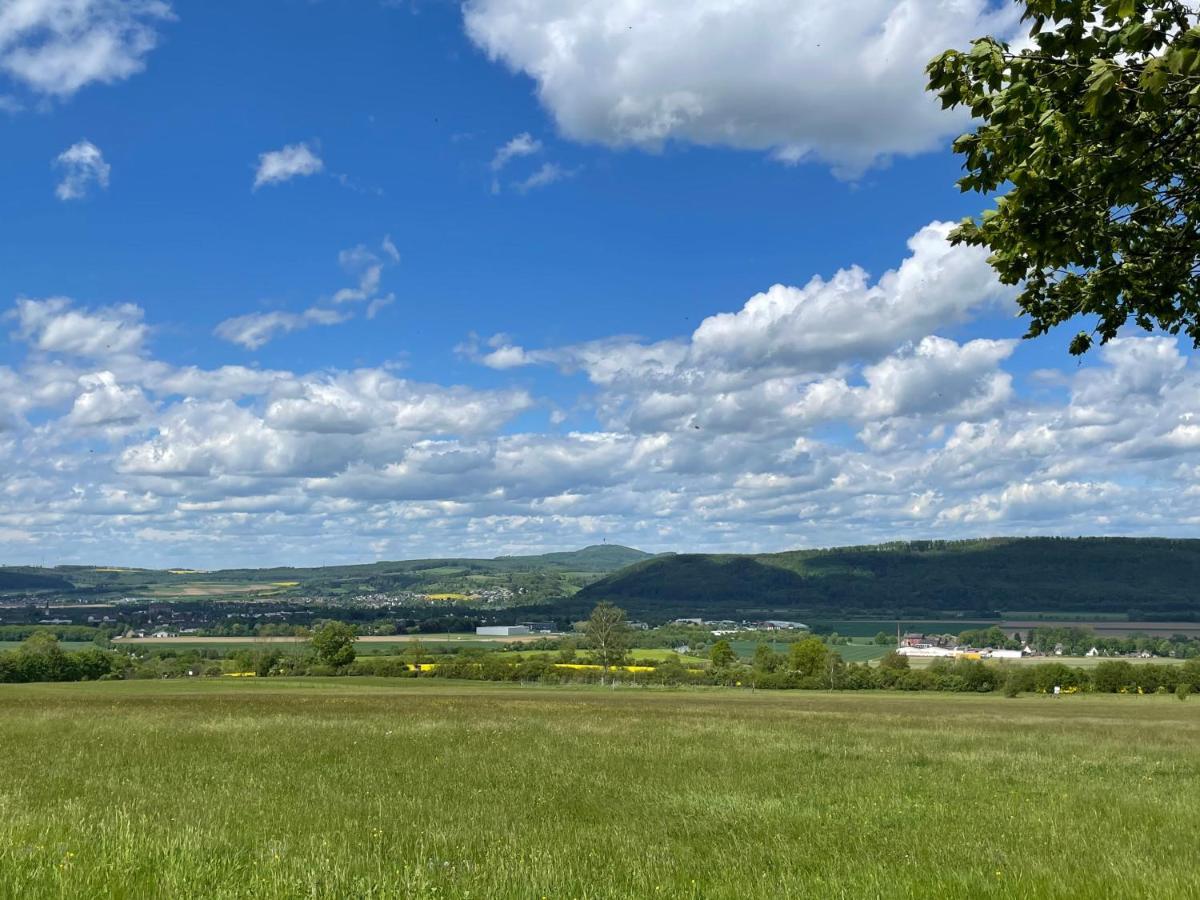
[113, 634, 544, 654]
[2, 680, 1199, 898]
[506, 647, 710, 665]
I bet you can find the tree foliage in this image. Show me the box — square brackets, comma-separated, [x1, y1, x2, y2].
[927, 0, 1200, 354]
[583, 602, 631, 679]
[709, 639, 738, 669]
[789, 638, 829, 678]
[310, 621, 358, 669]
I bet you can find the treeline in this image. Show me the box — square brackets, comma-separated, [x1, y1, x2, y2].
[0, 624, 110, 643]
[0, 634, 127, 683]
[946, 625, 1200, 659]
[327, 653, 1200, 698]
[1024, 626, 1200, 658]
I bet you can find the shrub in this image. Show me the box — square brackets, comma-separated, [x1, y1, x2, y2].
[1003, 676, 1021, 698]
[877, 651, 910, 670]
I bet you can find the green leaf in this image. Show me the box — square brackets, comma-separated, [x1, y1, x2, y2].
[1140, 56, 1169, 94]
[1084, 60, 1120, 115]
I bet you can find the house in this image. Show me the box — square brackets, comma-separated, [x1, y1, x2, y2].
[476, 625, 530, 637]
[901, 633, 926, 648]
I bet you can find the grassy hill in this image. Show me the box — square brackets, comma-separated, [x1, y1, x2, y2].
[571, 537, 1200, 620]
[0, 545, 656, 604]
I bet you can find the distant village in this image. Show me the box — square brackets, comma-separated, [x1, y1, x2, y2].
[897, 632, 1147, 661]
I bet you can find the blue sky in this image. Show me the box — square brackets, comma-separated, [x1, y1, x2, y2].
[0, 0, 1194, 567]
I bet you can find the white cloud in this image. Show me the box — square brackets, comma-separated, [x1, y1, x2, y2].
[253, 142, 324, 189]
[688, 222, 1012, 370]
[470, 220, 1014, 421]
[66, 371, 151, 427]
[463, 0, 1022, 173]
[216, 237, 399, 349]
[490, 132, 541, 171]
[332, 238, 397, 305]
[8, 232, 1200, 566]
[53, 139, 109, 199]
[514, 162, 574, 193]
[0, 0, 172, 98]
[13, 297, 146, 356]
[214, 307, 348, 351]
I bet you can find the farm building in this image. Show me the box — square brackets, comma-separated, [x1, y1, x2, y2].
[476, 625, 531, 637]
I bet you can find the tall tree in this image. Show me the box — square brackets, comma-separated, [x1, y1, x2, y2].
[310, 620, 358, 670]
[927, 1, 1200, 354]
[709, 639, 738, 669]
[789, 637, 829, 679]
[583, 602, 630, 683]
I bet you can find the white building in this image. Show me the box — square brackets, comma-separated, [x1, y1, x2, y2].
[896, 646, 959, 658]
[476, 625, 531, 637]
[986, 649, 1023, 660]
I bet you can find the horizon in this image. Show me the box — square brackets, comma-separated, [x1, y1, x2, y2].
[6, 533, 1195, 573]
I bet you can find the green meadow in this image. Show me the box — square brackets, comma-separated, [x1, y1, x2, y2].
[2, 680, 1198, 899]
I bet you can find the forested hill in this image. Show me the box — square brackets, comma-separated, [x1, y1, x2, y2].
[570, 538, 1200, 620]
[494, 545, 655, 571]
[0, 570, 75, 593]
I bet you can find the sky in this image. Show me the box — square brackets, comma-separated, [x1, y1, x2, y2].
[0, 0, 1197, 568]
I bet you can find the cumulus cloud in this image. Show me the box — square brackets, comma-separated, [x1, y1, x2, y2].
[53, 139, 109, 199]
[66, 371, 151, 427]
[7, 232, 1200, 566]
[464, 0, 1022, 173]
[687, 222, 1013, 369]
[0, 0, 172, 98]
[13, 297, 146, 356]
[253, 142, 324, 189]
[468, 220, 1014, 425]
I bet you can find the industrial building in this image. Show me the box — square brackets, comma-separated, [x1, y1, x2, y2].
[476, 625, 531, 637]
